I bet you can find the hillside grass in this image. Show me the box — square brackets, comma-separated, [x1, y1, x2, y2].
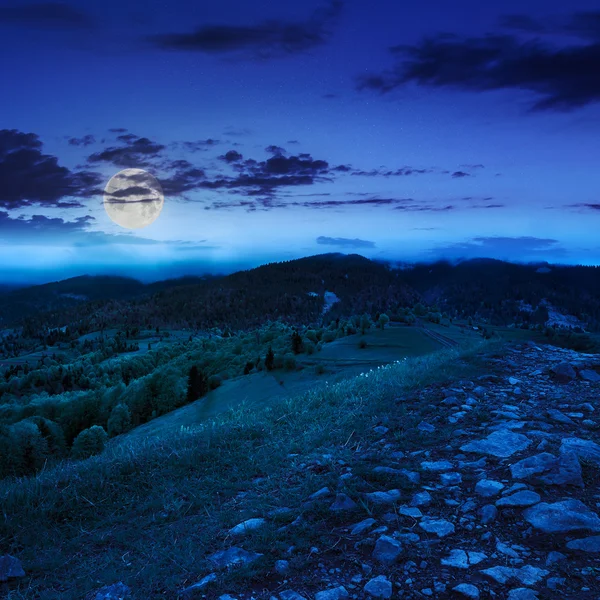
[0, 339, 499, 600]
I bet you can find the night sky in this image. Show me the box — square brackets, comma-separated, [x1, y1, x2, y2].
[1, 0, 599, 283]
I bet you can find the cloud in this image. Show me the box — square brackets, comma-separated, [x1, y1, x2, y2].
[0, 210, 206, 248]
[500, 12, 600, 41]
[219, 150, 243, 163]
[0, 129, 102, 208]
[359, 16, 600, 111]
[351, 166, 434, 177]
[316, 236, 376, 249]
[0, 2, 93, 29]
[451, 171, 471, 178]
[146, 0, 343, 59]
[564, 203, 600, 212]
[178, 139, 219, 152]
[429, 236, 568, 261]
[67, 134, 96, 147]
[87, 134, 166, 168]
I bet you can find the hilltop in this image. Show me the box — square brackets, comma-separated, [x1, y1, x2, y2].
[1, 341, 600, 599]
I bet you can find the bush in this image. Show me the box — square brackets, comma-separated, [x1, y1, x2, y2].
[304, 341, 315, 355]
[71, 425, 108, 459]
[359, 339, 367, 349]
[283, 353, 297, 371]
[323, 331, 336, 343]
[306, 330, 318, 343]
[107, 403, 132, 437]
[315, 364, 325, 375]
[208, 374, 222, 390]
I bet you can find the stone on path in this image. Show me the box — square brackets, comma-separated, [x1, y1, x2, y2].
[419, 518, 455, 537]
[560, 437, 600, 467]
[510, 452, 583, 487]
[351, 518, 376, 535]
[0, 555, 25, 582]
[180, 573, 217, 595]
[452, 583, 480, 599]
[229, 518, 265, 535]
[579, 369, 600, 382]
[566, 535, 600, 553]
[481, 565, 548, 586]
[421, 460, 453, 471]
[496, 490, 541, 508]
[363, 575, 392, 599]
[365, 490, 401, 505]
[460, 430, 531, 458]
[507, 590, 538, 600]
[475, 479, 504, 498]
[441, 549, 487, 568]
[315, 587, 348, 600]
[372, 535, 402, 564]
[523, 500, 600, 534]
[551, 362, 576, 382]
[330, 493, 358, 511]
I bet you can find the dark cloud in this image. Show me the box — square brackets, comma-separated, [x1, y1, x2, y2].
[0, 211, 201, 247]
[500, 12, 600, 41]
[146, 0, 343, 59]
[0, 129, 102, 208]
[0, 2, 93, 29]
[565, 203, 600, 212]
[179, 139, 219, 152]
[266, 145, 286, 156]
[359, 16, 600, 111]
[316, 236, 376, 249]
[67, 134, 95, 147]
[219, 150, 243, 163]
[351, 166, 433, 177]
[451, 171, 471, 178]
[108, 128, 127, 133]
[87, 134, 165, 168]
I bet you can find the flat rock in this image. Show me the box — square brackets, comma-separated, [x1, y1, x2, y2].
[0, 555, 25, 582]
[560, 437, 600, 467]
[547, 409, 575, 424]
[363, 575, 392, 599]
[372, 535, 402, 564]
[496, 491, 541, 508]
[441, 549, 487, 568]
[315, 587, 348, 600]
[351, 518, 377, 535]
[280, 592, 307, 600]
[523, 500, 600, 534]
[441, 472, 462, 485]
[479, 504, 498, 525]
[551, 362, 576, 382]
[399, 506, 423, 518]
[566, 535, 600, 552]
[418, 421, 436, 433]
[419, 518, 455, 538]
[410, 491, 432, 507]
[229, 518, 266, 535]
[330, 493, 358, 511]
[208, 547, 263, 569]
[180, 573, 217, 595]
[365, 490, 401, 505]
[507, 590, 538, 600]
[480, 565, 548, 585]
[421, 460, 453, 471]
[475, 480, 504, 498]
[510, 452, 583, 487]
[460, 430, 531, 458]
[453, 583, 480, 599]
[579, 369, 600, 382]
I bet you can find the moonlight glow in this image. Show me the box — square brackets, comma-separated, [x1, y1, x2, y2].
[103, 168, 164, 229]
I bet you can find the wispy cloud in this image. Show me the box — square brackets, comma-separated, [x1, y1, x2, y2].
[316, 236, 376, 249]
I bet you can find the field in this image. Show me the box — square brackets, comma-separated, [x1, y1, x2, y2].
[121, 324, 450, 442]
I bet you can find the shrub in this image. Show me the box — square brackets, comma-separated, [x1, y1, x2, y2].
[208, 375, 222, 390]
[306, 330, 318, 343]
[359, 339, 367, 349]
[323, 331, 336, 343]
[315, 364, 325, 375]
[283, 353, 297, 371]
[107, 403, 132, 437]
[304, 341, 315, 355]
[71, 425, 108, 459]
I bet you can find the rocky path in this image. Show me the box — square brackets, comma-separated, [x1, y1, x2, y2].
[185, 343, 600, 600]
[6, 342, 599, 599]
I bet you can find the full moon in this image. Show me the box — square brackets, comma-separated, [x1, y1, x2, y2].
[103, 168, 164, 229]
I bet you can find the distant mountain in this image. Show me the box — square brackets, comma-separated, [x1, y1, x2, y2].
[4, 254, 600, 332]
